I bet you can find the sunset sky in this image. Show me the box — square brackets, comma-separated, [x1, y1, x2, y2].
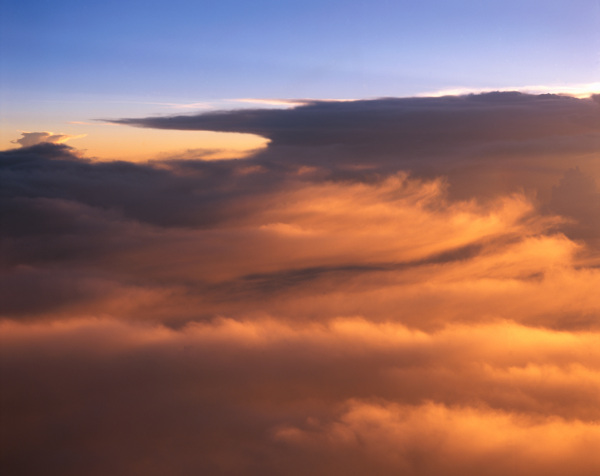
[2, 1, 600, 475]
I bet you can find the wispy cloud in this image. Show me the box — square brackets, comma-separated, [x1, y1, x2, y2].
[232, 98, 314, 107]
[232, 98, 358, 107]
[67, 121, 117, 126]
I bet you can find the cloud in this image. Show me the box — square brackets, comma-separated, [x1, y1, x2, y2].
[547, 167, 600, 240]
[11, 131, 87, 147]
[111, 92, 600, 149]
[275, 399, 600, 476]
[2, 93, 600, 475]
[67, 121, 117, 126]
[421, 82, 600, 99]
[111, 92, 600, 201]
[233, 98, 313, 107]
[3, 317, 600, 475]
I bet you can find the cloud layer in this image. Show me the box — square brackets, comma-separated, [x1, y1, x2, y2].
[2, 92, 600, 475]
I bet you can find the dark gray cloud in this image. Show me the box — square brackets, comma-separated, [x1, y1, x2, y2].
[112, 93, 600, 148]
[113, 92, 600, 200]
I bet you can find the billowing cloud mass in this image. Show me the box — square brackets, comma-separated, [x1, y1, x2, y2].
[11, 131, 87, 147]
[2, 93, 600, 475]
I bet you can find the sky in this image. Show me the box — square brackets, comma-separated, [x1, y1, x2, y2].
[2, 1, 600, 476]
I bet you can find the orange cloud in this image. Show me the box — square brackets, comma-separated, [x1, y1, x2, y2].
[3, 316, 600, 474]
[275, 400, 600, 475]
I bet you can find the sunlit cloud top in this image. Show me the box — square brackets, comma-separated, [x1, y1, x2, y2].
[11, 131, 87, 148]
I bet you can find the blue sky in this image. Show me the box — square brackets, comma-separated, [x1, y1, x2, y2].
[1, 0, 598, 155]
[2, 0, 598, 98]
